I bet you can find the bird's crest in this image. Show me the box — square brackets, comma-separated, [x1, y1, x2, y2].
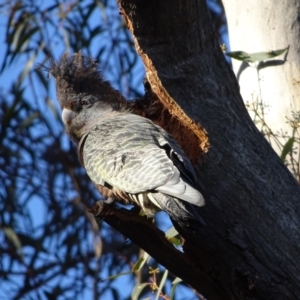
[45, 52, 127, 109]
[49, 51, 102, 87]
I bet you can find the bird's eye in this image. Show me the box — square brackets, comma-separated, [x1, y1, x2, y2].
[80, 100, 89, 106]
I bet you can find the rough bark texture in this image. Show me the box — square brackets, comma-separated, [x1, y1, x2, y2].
[98, 1, 300, 299]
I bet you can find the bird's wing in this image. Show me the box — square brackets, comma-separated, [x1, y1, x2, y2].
[157, 135, 197, 185]
[83, 114, 204, 206]
[83, 115, 174, 192]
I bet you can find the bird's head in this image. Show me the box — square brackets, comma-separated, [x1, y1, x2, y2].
[48, 52, 127, 142]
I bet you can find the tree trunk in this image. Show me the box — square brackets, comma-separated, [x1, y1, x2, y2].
[223, 0, 300, 179]
[105, 1, 300, 299]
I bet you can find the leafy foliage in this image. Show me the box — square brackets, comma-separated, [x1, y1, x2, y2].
[226, 47, 289, 63]
[0, 1, 143, 299]
[227, 47, 300, 182]
[0, 0, 226, 299]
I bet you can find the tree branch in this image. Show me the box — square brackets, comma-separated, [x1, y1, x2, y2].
[90, 202, 230, 300]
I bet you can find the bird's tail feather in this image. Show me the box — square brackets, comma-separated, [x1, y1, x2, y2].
[148, 192, 206, 233]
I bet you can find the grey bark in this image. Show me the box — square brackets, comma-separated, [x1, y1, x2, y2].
[114, 0, 300, 299]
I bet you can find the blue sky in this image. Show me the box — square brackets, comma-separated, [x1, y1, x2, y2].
[0, 1, 228, 299]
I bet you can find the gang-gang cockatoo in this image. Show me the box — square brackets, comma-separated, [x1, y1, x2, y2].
[49, 52, 205, 231]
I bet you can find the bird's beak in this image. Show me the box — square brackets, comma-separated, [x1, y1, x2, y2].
[62, 108, 77, 125]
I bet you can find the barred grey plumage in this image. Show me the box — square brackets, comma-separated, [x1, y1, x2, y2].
[49, 52, 205, 230]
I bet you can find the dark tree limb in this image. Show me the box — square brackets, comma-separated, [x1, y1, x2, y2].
[110, 1, 300, 299]
[90, 202, 230, 300]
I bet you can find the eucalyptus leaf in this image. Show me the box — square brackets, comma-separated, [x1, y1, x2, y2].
[170, 277, 182, 300]
[155, 269, 168, 300]
[132, 257, 145, 272]
[165, 226, 181, 246]
[172, 277, 182, 284]
[101, 271, 132, 281]
[131, 283, 149, 300]
[2, 227, 23, 259]
[165, 226, 179, 238]
[226, 46, 289, 63]
[280, 137, 295, 161]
